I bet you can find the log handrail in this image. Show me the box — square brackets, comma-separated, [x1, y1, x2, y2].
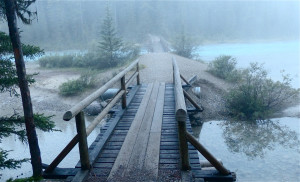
[45, 59, 140, 173]
[172, 57, 190, 170]
[63, 59, 140, 121]
[172, 57, 230, 175]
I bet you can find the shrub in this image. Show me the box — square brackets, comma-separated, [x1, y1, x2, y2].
[59, 73, 96, 96]
[172, 32, 195, 59]
[39, 55, 74, 68]
[225, 63, 299, 120]
[208, 55, 241, 82]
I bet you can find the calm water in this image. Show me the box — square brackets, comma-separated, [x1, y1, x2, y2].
[196, 41, 300, 88]
[0, 112, 101, 181]
[195, 41, 300, 182]
[196, 118, 300, 182]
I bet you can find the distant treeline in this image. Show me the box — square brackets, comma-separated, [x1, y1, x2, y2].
[0, 1, 298, 50]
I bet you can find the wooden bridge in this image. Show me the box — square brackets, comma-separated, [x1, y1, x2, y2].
[42, 59, 236, 182]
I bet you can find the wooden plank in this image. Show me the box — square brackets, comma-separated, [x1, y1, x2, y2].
[126, 82, 160, 172]
[143, 83, 165, 178]
[108, 83, 154, 180]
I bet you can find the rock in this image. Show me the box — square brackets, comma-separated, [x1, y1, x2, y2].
[84, 101, 102, 116]
[100, 88, 119, 101]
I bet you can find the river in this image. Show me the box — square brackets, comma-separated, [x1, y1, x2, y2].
[194, 41, 300, 182]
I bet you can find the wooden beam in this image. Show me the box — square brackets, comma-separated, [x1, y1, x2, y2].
[75, 111, 90, 170]
[45, 90, 125, 172]
[183, 89, 204, 112]
[125, 71, 138, 88]
[121, 76, 127, 109]
[180, 74, 190, 86]
[144, 83, 165, 178]
[63, 59, 139, 121]
[172, 57, 190, 171]
[108, 83, 154, 180]
[185, 132, 230, 175]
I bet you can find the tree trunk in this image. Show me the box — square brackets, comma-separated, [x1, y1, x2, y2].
[4, 0, 42, 177]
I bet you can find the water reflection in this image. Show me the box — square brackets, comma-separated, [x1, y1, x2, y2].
[221, 119, 300, 159]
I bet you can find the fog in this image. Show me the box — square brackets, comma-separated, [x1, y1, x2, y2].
[0, 1, 299, 50]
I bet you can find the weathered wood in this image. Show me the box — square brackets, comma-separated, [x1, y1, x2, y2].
[75, 111, 90, 170]
[45, 91, 125, 172]
[188, 75, 198, 85]
[121, 76, 127, 109]
[183, 89, 204, 111]
[63, 59, 139, 121]
[200, 159, 223, 168]
[71, 170, 89, 182]
[86, 90, 125, 136]
[180, 74, 190, 86]
[127, 82, 160, 171]
[172, 58, 190, 171]
[44, 135, 79, 173]
[137, 63, 140, 85]
[4, 0, 43, 177]
[108, 83, 154, 180]
[185, 132, 230, 175]
[125, 71, 138, 88]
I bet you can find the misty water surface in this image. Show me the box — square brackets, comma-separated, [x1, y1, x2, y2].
[196, 41, 300, 88]
[197, 118, 300, 182]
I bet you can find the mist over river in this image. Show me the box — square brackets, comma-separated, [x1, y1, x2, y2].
[197, 41, 300, 88]
[194, 40, 300, 182]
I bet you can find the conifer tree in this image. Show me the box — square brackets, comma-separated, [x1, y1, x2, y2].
[1, 0, 55, 176]
[98, 5, 123, 66]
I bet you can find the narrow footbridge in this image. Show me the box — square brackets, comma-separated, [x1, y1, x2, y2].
[43, 59, 236, 182]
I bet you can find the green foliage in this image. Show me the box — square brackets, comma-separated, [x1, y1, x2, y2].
[98, 5, 123, 67]
[225, 63, 300, 120]
[0, 32, 43, 58]
[0, 150, 28, 170]
[59, 73, 96, 96]
[6, 176, 43, 182]
[0, 0, 37, 24]
[0, 32, 55, 170]
[172, 31, 195, 59]
[208, 55, 242, 82]
[0, 113, 56, 169]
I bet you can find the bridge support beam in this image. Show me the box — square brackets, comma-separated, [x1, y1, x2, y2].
[75, 111, 90, 170]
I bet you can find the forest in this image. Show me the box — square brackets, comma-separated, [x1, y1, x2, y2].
[0, 1, 299, 50]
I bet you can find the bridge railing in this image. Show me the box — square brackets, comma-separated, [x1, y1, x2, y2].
[44, 59, 140, 173]
[172, 57, 231, 175]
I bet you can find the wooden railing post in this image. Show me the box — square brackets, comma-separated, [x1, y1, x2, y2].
[75, 111, 90, 170]
[121, 76, 127, 109]
[137, 62, 140, 85]
[173, 57, 191, 171]
[176, 110, 191, 171]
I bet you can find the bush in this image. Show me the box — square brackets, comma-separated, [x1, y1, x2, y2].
[172, 32, 195, 59]
[59, 73, 96, 96]
[208, 55, 242, 82]
[39, 55, 74, 68]
[38, 45, 140, 70]
[225, 63, 299, 120]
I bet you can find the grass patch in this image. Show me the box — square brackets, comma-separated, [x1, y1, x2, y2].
[59, 72, 96, 96]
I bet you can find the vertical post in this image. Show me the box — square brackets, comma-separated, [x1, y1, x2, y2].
[121, 76, 127, 109]
[177, 113, 191, 171]
[136, 62, 140, 85]
[75, 111, 90, 170]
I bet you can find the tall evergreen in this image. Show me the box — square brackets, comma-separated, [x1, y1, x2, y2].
[0, 0, 55, 176]
[98, 5, 123, 66]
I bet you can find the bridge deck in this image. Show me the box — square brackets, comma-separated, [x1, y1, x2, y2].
[62, 83, 234, 182]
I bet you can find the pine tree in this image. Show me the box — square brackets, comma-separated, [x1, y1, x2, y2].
[98, 5, 123, 66]
[1, 0, 55, 175]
